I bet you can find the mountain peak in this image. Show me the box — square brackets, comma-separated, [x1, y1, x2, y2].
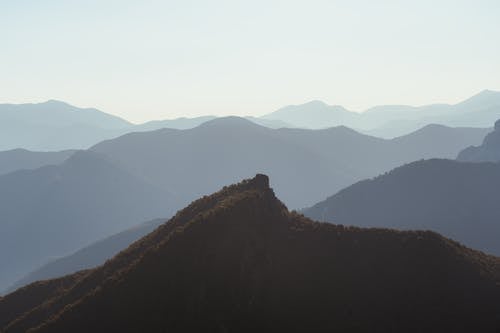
[304, 100, 328, 106]
[243, 173, 269, 190]
[198, 116, 264, 129]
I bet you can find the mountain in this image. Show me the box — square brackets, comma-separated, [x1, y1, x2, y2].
[3, 92, 499, 151]
[0, 151, 178, 291]
[261, 90, 500, 138]
[5, 219, 165, 293]
[0, 101, 292, 151]
[0, 149, 76, 176]
[457, 119, 500, 162]
[133, 116, 217, 131]
[304, 159, 500, 255]
[1, 175, 499, 332]
[262, 100, 361, 129]
[0, 100, 132, 151]
[91, 117, 488, 209]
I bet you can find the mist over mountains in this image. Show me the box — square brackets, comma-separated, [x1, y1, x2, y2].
[264, 90, 500, 137]
[0, 113, 491, 291]
[90, 117, 488, 209]
[2, 92, 500, 331]
[1, 90, 499, 151]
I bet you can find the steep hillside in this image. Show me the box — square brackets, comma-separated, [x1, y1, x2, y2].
[1, 175, 499, 332]
[5, 219, 165, 293]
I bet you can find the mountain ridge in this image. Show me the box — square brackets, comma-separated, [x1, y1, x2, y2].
[1, 174, 500, 332]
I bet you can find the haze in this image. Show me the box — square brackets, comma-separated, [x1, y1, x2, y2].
[1, 0, 500, 123]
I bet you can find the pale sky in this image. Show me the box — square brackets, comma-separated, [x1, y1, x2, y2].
[1, 0, 499, 123]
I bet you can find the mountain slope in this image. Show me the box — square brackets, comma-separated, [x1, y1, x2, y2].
[0, 151, 177, 291]
[0, 149, 76, 176]
[457, 119, 500, 162]
[304, 159, 500, 255]
[5, 219, 165, 293]
[91, 117, 488, 209]
[1, 175, 499, 332]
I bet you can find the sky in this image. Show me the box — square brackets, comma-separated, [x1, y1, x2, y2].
[1, 0, 500, 123]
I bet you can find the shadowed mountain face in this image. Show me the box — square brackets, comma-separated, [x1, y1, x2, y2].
[303, 159, 500, 255]
[457, 119, 500, 162]
[0, 151, 178, 291]
[1, 175, 499, 332]
[0, 149, 76, 176]
[91, 117, 488, 209]
[5, 219, 165, 293]
[263, 90, 500, 137]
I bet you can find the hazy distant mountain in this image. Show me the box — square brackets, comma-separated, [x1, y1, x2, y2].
[243, 116, 293, 128]
[6, 219, 164, 293]
[261, 90, 500, 138]
[0, 101, 293, 151]
[91, 117, 488, 209]
[2, 91, 499, 150]
[457, 119, 500, 162]
[133, 116, 217, 131]
[262, 100, 361, 128]
[304, 159, 500, 255]
[2, 175, 499, 332]
[0, 151, 177, 291]
[0, 149, 76, 176]
[0, 100, 131, 151]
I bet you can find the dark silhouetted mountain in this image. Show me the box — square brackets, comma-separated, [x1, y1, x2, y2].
[5, 219, 165, 293]
[1, 175, 499, 332]
[0, 149, 76, 176]
[261, 90, 500, 138]
[0, 151, 178, 291]
[91, 117, 488, 209]
[457, 119, 500, 162]
[304, 159, 500, 255]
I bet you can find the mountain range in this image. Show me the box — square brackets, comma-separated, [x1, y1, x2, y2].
[304, 158, 500, 255]
[90, 117, 489, 209]
[0, 117, 491, 291]
[263, 89, 500, 137]
[2, 90, 499, 151]
[1, 175, 499, 332]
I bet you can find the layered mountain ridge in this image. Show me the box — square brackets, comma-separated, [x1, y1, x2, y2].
[1, 175, 500, 332]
